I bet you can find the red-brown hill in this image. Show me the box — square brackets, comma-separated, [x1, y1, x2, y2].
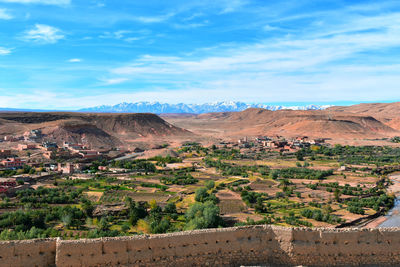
[164, 108, 398, 139]
[0, 112, 191, 149]
[327, 102, 400, 119]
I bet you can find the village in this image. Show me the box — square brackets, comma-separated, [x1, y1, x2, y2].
[0, 128, 330, 195]
[0, 128, 395, 241]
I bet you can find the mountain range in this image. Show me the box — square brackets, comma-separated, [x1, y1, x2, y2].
[79, 102, 330, 114]
[0, 102, 399, 149]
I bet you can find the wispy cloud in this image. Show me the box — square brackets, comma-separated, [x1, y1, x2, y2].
[99, 30, 146, 42]
[173, 20, 209, 29]
[0, 8, 13, 19]
[22, 24, 64, 44]
[2, 1, 400, 109]
[0, 0, 70, 5]
[219, 0, 248, 14]
[100, 77, 130, 85]
[183, 12, 204, 21]
[105, 10, 400, 103]
[0, 47, 12, 55]
[133, 13, 175, 23]
[67, 58, 81, 63]
[263, 24, 281, 31]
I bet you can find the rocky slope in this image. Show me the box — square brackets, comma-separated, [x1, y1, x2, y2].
[327, 102, 400, 131]
[0, 112, 191, 149]
[163, 108, 398, 139]
[327, 102, 400, 118]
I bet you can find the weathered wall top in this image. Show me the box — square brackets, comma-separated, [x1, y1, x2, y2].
[2, 225, 400, 267]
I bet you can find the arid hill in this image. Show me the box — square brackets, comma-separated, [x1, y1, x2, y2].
[327, 102, 400, 119]
[0, 112, 191, 149]
[327, 102, 400, 131]
[163, 108, 398, 140]
[1, 103, 399, 148]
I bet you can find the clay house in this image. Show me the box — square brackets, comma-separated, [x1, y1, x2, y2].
[310, 138, 327, 145]
[1, 158, 26, 169]
[24, 129, 43, 142]
[79, 150, 99, 159]
[0, 179, 17, 194]
[42, 141, 58, 151]
[18, 144, 37, 151]
[296, 136, 309, 142]
[274, 140, 288, 148]
[256, 136, 270, 142]
[98, 166, 108, 171]
[58, 163, 83, 175]
[338, 165, 347, 172]
[63, 142, 87, 152]
[0, 150, 12, 158]
[58, 163, 74, 174]
[238, 137, 248, 145]
[4, 135, 21, 142]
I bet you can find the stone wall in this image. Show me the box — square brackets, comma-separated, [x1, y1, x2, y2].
[2, 226, 400, 267]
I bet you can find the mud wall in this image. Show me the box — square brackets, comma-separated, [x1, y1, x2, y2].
[2, 226, 400, 267]
[0, 238, 56, 267]
[55, 226, 400, 267]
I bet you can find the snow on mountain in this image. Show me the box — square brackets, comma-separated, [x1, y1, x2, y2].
[79, 102, 331, 114]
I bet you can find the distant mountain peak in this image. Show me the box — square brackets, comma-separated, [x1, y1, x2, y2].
[79, 101, 331, 114]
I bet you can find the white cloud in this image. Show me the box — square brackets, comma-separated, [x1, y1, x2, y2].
[91, 0, 104, 8]
[100, 30, 132, 40]
[111, 12, 400, 76]
[0, 0, 70, 5]
[23, 24, 64, 44]
[68, 58, 81, 63]
[99, 30, 147, 42]
[174, 20, 209, 29]
[0, 8, 13, 19]
[183, 12, 204, 21]
[133, 13, 175, 23]
[263, 24, 280, 31]
[0, 47, 12, 55]
[220, 0, 248, 14]
[100, 77, 129, 85]
[104, 11, 400, 104]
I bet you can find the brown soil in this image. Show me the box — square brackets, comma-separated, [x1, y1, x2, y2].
[0, 112, 192, 149]
[162, 108, 399, 141]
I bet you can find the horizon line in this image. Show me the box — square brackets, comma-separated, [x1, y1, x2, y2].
[0, 100, 399, 112]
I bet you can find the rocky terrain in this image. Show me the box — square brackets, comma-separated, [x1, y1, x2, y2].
[2, 102, 400, 149]
[163, 107, 399, 140]
[327, 102, 400, 118]
[0, 112, 191, 149]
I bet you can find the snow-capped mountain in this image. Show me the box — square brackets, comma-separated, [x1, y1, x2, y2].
[79, 102, 331, 114]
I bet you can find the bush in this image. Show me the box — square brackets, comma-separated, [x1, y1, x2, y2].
[160, 173, 198, 185]
[205, 180, 215, 190]
[185, 201, 224, 230]
[194, 187, 218, 203]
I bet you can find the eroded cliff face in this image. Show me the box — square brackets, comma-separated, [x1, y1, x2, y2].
[1, 226, 400, 267]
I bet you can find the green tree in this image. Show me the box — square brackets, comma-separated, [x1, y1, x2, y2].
[98, 217, 108, 231]
[334, 188, 341, 202]
[195, 187, 209, 202]
[205, 180, 215, 190]
[184, 201, 223, 230]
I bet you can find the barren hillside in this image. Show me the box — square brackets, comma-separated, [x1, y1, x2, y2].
[163, 108, 398, 140]
[327, 102, 400, 119]
[0, 112, 192, 149]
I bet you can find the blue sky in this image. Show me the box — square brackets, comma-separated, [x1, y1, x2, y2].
[0, 0, 400, 109]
